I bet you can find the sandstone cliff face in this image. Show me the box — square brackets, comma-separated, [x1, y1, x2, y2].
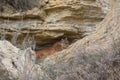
[0, 0, 110, 47]
[39, 0, 120, 80]
[1, 0, 120, 80]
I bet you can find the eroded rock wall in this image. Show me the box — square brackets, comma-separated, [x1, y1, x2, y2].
[0, 0, 120, 80]
[0, 0, 110, 46]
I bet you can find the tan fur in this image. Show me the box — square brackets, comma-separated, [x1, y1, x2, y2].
[36, 38, 69, 59]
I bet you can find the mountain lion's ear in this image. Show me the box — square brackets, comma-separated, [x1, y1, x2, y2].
[64, 37, 69, 44]
[61, 39, 64, 42]
[65, 37, 68, 41]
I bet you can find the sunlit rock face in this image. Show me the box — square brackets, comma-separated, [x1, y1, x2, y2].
[0, 0, 110, 46]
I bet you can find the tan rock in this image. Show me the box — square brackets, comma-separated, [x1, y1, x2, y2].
[0, 0, 110, 46]
[0, 1, 120, 80]
[39, 0, 120, 80]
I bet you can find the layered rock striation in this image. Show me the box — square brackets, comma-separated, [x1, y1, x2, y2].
[0, 0, 110, 47]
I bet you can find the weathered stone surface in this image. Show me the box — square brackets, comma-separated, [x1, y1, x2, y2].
[0, 0, 110, 46]
[45, 0, 110, 36]
[38, 0, 120, 79]
[0, 40, 19, 79]
[0, 0, 120, 80]
[0, 8, 46, 20]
